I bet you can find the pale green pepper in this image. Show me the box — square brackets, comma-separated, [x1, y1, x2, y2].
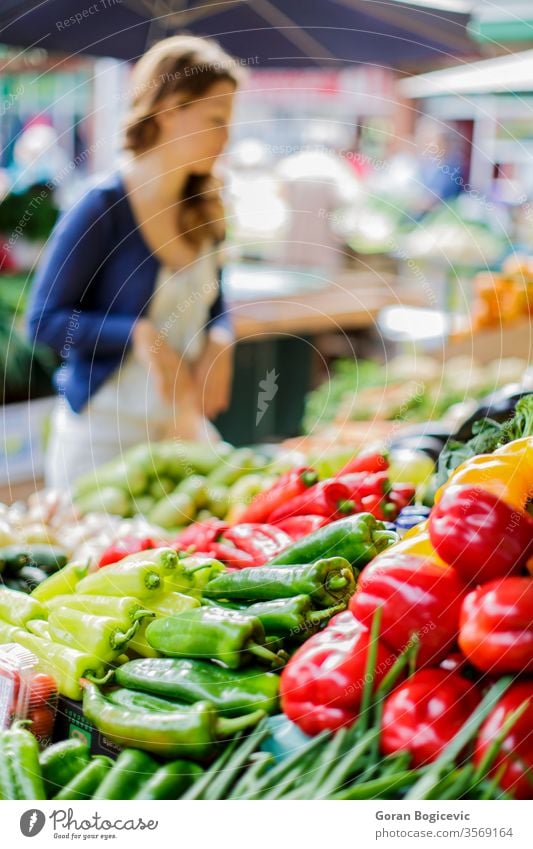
[76, 559, 162, 598]
[0, 621, 109, 700]
[31, 561, 88, 603]
[0, 588, 47, 626]
[48, 607, 148, 663]
[44, 594, 147, 622]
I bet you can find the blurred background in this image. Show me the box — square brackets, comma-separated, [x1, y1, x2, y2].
[1, 0, 533, 497]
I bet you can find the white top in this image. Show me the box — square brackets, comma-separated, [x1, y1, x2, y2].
[88, 245, 220, 423]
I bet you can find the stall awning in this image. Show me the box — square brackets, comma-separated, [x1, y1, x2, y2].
[0, 0, 475, 67]
[398, 47, 533, 96]
[469, 1, 533, 46]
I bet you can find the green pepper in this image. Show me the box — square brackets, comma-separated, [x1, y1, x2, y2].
[145, 607, 284, 669]
[54, 756, 114, 800]
[74, 455, 148, 498]
[26, 618, 52, 640]
[115, 657, 280, 716]
[223, 595, 347, 639]
[93, 749, 158, 800]
[0, 545, 33, 572]
[75, 486, 132, 517]
[266, 513, 397, 568]
[147, 591, 200, 617]
[24, 545, 68, 574]
[39, 739, 90, 798]
[48, 607, 147, 663]
[0, 731, 18, 799]
[203, 557, 356, 607]
[120, 546, 178, 572]
[205, 485, 230, 519]
[175, 475, 208, 508]
[158, 439, 233, 477]
[149, 476, 175, 501]
[0, 621, 110, 700]
[127, 618, 161, 658]
[0, 587, 47, 626]
[31, 561, 88, 602]
[16, 565, 51, 592]
[163, 556, 225, 598]
[76, 559, 162, 598]
[1, 721, 46, 800]
[207, 447, 258, 486]
[81, 679, 266, 760]
[134, 760, 202, 799]
[149, 493, 196, 529]
[107, 687, 189, 713]
[44, 593, 148, 621]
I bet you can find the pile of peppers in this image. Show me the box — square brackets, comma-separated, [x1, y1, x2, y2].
[280, 436, 533, 798]
[161, 454, 411, 569]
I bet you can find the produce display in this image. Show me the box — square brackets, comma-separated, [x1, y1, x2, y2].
[0, 393, 532, 802]
[72, 440, 274, 526]
[303, 354, 529, 433]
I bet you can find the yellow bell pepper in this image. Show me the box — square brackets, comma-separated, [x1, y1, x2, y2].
[435, 437, 533, 511]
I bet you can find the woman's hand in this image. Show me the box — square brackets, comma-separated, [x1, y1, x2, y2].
[133, 318, 198, 407]
[192, 329, 234, 420]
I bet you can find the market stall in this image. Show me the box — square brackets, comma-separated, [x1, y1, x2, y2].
[1, 0, 532, 817]
[1, 385, 533, 800]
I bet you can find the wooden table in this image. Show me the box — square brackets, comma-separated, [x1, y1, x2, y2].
[226, 266, 425, 340]
[216, 263, 427, 445]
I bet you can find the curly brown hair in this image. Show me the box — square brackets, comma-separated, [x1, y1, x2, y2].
[124, 36, 241, 248]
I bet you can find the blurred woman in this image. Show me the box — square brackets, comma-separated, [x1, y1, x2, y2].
[28, 36, 239, 490]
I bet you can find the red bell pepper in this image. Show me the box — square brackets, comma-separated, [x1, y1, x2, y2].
[429, 485, 533, 585]
[268, 480, 353, 523]
[336, 450, 389, 477]
[389, 483, 416, 510]
[473, 681, 533, 799]
[381, 668, 480, 767]
[350, 554, 467, 666]
[335, 471, 391, 500]
[274, 515, 329, 540]
[171, 519, 229, 553]
[98, 536, 157, 568]
[458, 577, 533, 674]
[204, 542, 257, 569]
[280, 611, 393, 736]
[360, 493, 398, 522]
[221, 523, 292, 566]
[238, 467, 318, 524]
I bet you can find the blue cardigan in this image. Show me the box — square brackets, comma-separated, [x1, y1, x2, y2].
[27, 171, 232, 413]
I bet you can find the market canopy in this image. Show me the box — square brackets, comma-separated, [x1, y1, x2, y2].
[0, 0, 476, 67]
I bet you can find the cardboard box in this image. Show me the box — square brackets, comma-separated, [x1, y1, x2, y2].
[54, 695, 120, 758]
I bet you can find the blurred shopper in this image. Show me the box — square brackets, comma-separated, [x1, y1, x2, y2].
[27, 36, 238, 490]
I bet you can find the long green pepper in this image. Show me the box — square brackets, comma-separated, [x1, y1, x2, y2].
[0, 722, 46, 800]
[81, 679, 266, 760]
[213, 594, 346, 639]
[203, 557, 356, 607]
[54, 756, 114, 800]
[266, 513, 397, 567]
[145, 607, 284, 669]
[39, 739, 90, 798]
[47, 606, 150, 662]
[115, 657, 280, 716]
[93, 749, 158, 800]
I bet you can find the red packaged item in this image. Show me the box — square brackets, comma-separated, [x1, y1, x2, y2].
[98, 536, 158, 568]
[0, 644, 58, 748]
